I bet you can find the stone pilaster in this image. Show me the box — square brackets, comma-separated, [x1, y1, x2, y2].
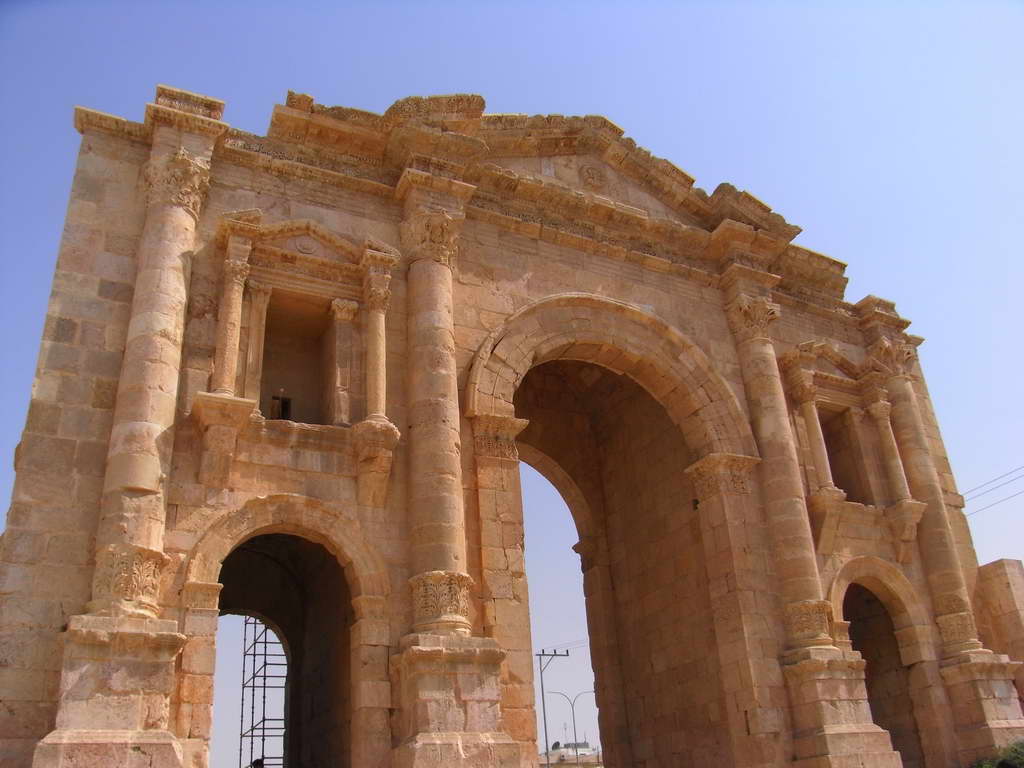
[685, 453, 791, 767]
[326, 298, 358, 426]
[242, 280, 272, 404]
[362, 246, 399, 420]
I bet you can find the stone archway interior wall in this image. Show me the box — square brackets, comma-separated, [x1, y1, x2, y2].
[514, 361, 733, 765]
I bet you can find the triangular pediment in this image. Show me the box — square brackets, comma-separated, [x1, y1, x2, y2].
[255, 219, 362, 265]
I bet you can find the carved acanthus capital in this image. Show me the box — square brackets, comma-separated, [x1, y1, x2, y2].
[222, 259, 249, 288]
[410, 570, 474, 634]
[684, 452, 760, 499]
[869, 337, 917, 379]
[247, 279, 272, 307]
[142, 147, 211, 220]
[330, 298, 359, 323]
[401, 207, 464, 267]
[784, 599, 834, 648]
[363, 273, 392, 312]
[93, 544, 170, 616]
[726, 293, 780, 342]
[866, 400, 892, 422]
[472, 414, 530, 460]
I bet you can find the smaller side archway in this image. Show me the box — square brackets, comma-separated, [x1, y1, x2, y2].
[178, 494, 392, 768]
[829, 557, 944, 768]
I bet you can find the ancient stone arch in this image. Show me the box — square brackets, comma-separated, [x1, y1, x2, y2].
[466, 291, 758, 459]
[3, 85, 1023, 768]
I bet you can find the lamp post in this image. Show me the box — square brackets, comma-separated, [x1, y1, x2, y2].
[548, 689, 594, 766]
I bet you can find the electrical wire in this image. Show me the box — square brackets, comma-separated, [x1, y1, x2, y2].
[965, 472, 1024, 501]
[966, 488, 1024, 517]
[963, 464, 1024, 496]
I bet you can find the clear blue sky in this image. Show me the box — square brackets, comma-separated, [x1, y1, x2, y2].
[2, 0, 1021, 762]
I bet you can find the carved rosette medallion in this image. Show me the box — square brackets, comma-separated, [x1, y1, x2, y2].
[784, 599, 834, 647]
[409, 570, 474, 633]
[472, 414, 530, 460]
[142, 147, 211, 220]
[684, 453, 760, 499]
[869, 337, 917, 378]
[726, 294, 781, 342]
[400, 208, 463, 267]
[579, 164, 608, 192]
[93, 544, 170, 615]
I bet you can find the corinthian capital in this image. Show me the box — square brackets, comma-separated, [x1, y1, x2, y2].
[400, 207, 463, 266]
[143, 147, 211, 220]
[726, 293, 780, 342]
[869, 337, 917, 378]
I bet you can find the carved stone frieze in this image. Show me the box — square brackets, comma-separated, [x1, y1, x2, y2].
[409, 570, 474, 633]
[142, 147, 211, 220]
[684, 452, 760, 499]
[400, 207, 464, 266]
[726, 293, 780, 342]
[471, 414, 529, 460]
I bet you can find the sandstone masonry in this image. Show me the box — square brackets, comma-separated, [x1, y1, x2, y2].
[0, 85, 1022, 768]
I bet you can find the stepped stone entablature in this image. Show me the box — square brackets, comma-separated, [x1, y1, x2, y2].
[2, 84, 1022, 768]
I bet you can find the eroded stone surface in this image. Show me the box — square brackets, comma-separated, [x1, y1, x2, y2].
[0, 85, 1022, 768]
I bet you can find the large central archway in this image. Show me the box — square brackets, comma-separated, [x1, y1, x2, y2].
[467, 294, 785, 766]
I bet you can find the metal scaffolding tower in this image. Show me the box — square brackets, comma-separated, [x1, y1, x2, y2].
[239, 615, 287, 768]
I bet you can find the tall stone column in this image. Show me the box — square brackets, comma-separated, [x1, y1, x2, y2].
[722, 268, 832, 649]
[402, 204, 474, 635]
[394, 173, 520, 768]
[34, 86, 228, 768]
[796, 386, 837, 492]
[872, 336, 1024, 759]
[722, 264, 899, 767]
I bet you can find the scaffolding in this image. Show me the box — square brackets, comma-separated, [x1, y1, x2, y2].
[239, 615, 287, 768]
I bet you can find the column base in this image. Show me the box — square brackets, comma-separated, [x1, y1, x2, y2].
[940, 650, 1024, 765]
[33, 729, 183, 768]
[783, 647, 901, 767]
[392, 633, 522, 768]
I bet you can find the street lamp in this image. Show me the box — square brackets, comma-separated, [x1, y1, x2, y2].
[547, 689, 594, 766]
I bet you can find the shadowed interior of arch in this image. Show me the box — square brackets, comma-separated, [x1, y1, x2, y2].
[212, 534, 354, 768]
[513, 359, 729, 766]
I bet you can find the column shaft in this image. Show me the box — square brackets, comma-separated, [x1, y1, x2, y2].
[800, 397, 835, 490]
[727, 292, 832, 648]
[243, 280, 271, 403]
[92, 140, 211, 616]
[365, 307, 386, 418]
[886, 371, 981, 653]
[867, 400, 912, 503]
[210, 253, 249, 395]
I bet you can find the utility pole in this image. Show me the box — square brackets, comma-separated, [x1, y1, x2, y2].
[535, 648, 569, 767]
[549, 689, 594, 766]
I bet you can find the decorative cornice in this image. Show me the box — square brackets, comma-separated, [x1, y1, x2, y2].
[726, 293, 781, 342]
[142, 147, 211, 220]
